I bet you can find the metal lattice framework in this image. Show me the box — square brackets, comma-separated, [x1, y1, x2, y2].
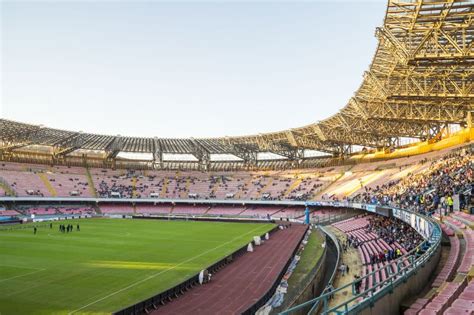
[1, 0, 473, 169]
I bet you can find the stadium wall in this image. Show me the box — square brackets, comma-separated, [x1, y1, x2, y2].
[131, 215, 272, 224]
[275, 227, 340, 315]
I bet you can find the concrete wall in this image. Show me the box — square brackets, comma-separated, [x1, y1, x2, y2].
[287, 254, 328, 315]
[281, 231, 339, 315]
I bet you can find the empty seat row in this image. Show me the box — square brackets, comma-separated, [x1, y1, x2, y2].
[406, 277, 474, 314]
[432, 237, 460, 287]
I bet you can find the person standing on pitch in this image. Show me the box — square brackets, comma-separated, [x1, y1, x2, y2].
[34, 226, 37, 235]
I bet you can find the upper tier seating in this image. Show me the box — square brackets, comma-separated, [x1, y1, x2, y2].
[1, 145, 470, 202]
[0, 163, 338, 200]
[350, 150, 472, 217]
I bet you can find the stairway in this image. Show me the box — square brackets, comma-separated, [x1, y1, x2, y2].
[131, 176, 138, 198]
[161, 178, 169, 198]
[235, 176, 253, 199]
[0, 178, 16, 196]
[237, 207, 247, 216]
[203, 206, 212, 215]
[37, 173, 57, 196]
[209, 176, 219, 198]
[93, 204, 102, 214]
[255, 177, 273, 199]
[282, 177, 303, 198]
[85, 167, 98, 197]
[314, 165, 356, 199]
[180, 177, 191, 199]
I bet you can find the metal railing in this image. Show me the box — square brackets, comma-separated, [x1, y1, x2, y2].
[311, 209, 359, 226]
[281, 210, 441, 315]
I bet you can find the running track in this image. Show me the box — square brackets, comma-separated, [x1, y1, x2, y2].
[151, 224, 307, 315]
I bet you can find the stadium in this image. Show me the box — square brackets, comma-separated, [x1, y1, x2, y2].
[0, 1, 473, 315]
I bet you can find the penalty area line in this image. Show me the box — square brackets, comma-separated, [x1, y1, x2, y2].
[68, 224, 270, 314]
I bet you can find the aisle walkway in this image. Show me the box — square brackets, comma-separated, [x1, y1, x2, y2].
[327, 227, 362, 310]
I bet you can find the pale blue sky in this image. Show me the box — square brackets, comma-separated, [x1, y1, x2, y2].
[1, 0, 386, 138]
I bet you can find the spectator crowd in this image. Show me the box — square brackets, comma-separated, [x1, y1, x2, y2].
[350, 149, 473, 216]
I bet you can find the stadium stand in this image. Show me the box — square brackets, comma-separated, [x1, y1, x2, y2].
[14, 206, 95, 216]
[99, 204, 134, 214]
[0, 162, 339, 200]
[403, 210, 473, 314]
[406, 279, 474, 315]
[171, 204, 209, 215]
[1, 146, 470, 204]
[333, 215, 422, 293]
[0, 209, 19, 216]
[350, 149, 472, 216]
[0, 148, 471, 315]
[135, 204, 173, 215]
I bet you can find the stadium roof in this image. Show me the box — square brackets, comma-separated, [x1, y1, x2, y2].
[1, 0, 473, 168]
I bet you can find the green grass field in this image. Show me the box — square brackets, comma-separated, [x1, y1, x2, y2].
[0, 218, 274, 315]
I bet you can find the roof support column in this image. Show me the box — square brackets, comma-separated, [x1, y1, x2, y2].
[466, 111, 472, 129]
[198, 151, 210, 171]
[152, 138, 163, 170]
[243, 151, 258, 169]
[337, 145, 352, 158]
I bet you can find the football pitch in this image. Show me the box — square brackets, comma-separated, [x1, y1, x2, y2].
[0, 218, 274, 315]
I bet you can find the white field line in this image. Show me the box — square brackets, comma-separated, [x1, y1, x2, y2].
[0, 264, 43, 271]
[69, 224, 271, 314]
[0, 268, 46, 283]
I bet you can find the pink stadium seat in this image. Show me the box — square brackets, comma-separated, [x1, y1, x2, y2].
[0, 210, 19, 216]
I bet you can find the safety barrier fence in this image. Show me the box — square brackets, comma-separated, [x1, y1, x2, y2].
[311, 209, 359, 225]
[280, 207, 441, 315]
[132, 214, 272, 224]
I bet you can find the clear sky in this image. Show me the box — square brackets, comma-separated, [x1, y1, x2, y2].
[1, 0, 386, 138]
